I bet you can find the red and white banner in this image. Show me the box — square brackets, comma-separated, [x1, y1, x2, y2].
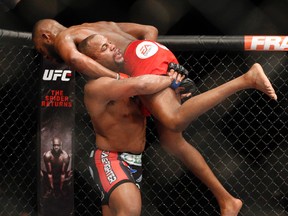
[245, 35, 288, 51]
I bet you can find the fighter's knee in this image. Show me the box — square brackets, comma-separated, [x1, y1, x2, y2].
[165, 118, 186, 132]
[110, 205, 140, 216]
[120, 206, 141, 216]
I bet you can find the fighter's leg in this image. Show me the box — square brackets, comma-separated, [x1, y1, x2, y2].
[174, 63, 277, 130]
[102, 182, 142, 216]
[102, 205, 113, 216]
[156, 121, 243, 216]
[90, 150, 142, 216]
[140, 63, 277, 132]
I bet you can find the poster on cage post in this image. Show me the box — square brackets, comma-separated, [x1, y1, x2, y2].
[38, 59, 74, 216]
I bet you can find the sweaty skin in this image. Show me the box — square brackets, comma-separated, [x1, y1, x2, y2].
[84, 73, 179, 153]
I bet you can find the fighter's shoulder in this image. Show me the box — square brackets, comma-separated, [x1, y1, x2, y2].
[57, 27, 78, 39]
[61, 150, 69, 157]
[82, 21, 117, 29]
[84, 77, 114, 92]
[43, 151, 52, 158]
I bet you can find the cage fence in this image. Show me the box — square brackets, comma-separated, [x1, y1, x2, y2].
[0, 30, 287, 216]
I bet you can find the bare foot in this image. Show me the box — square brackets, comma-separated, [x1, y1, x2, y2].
[245, 63, 277, 100]
[221, 198, 243, 216]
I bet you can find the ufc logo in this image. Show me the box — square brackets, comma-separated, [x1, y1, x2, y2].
[42, 69, 72, 81]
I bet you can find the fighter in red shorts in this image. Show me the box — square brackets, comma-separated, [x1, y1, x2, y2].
[89, 150, 143, 205]
[124, 40, 190, 117]
[82, 67, 184, 215]
[79, 34, 277, 216]
[113, 37, 276, 132]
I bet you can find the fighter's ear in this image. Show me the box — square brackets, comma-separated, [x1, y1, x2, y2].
[41, 33, 50, 41]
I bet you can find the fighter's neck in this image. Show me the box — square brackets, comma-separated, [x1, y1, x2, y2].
[118, 39, 134, 55]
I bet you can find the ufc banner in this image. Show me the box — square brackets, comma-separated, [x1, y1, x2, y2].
[38, 59, 74, 216]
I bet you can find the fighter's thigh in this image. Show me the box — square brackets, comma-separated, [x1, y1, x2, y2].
[156, 121, 184, 150]
[108, 182, 142, 215]
[102, 205, 113, 216]
[140, 88, 180, 122]
[155, 121, 199, 167]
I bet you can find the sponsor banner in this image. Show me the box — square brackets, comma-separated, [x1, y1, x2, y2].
[245, 35, 288, 51]
[38, 59, 74, 216]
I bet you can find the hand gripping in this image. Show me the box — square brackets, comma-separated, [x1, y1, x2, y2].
[168, 62, 189, 78]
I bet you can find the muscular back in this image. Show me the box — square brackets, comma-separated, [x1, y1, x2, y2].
[56, 21, 152, 55]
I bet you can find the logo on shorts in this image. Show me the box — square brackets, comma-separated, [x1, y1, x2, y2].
[125, 163, 137, 174]
[101, 151, 117, 184]
[136, 175, 142, 183]
[42, 69, 72, 81]
[96, 184, 105, 201]
[136, 41, 158, 59]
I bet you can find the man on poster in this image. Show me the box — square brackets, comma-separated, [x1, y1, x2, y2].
[42, 137, 71, 198]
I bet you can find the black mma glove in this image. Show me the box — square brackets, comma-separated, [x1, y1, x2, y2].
[168, 62, 189, 89]
[168, 62, 189, 78]
[179, 78, 197, 95]
[178, 78, 198, 103]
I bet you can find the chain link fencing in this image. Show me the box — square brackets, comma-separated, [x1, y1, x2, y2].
[0, 31, 40, 216]
[0, 30, 287, 216]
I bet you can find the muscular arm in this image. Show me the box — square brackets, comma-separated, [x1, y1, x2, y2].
[43, 153, 54, 189]
[60, 152, 70, 191]
[116, 22, 158, 41]
[85, 74, 173, 102]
